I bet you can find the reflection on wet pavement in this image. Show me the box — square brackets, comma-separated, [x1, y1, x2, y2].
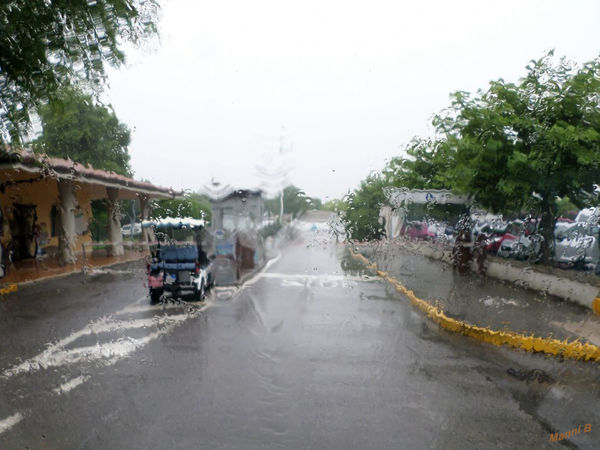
[0, 226, 598, 449]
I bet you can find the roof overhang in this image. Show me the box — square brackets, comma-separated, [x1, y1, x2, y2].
[208, 188, 263, 204]
[0, 149, 182, 200]
[383, 187, 470, 207]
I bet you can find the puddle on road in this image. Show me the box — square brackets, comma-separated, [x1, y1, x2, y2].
[480, 296, 526, 308]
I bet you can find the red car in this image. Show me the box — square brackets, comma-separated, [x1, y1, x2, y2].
[401, 221, 436, 240]
[474, 220, 524, 253]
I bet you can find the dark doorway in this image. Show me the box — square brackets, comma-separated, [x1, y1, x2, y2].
[9, 204, 37, 260]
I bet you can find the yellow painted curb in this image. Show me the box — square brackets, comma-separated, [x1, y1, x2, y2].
[0, 284, 18, 296]
[350, 249, 600, 362]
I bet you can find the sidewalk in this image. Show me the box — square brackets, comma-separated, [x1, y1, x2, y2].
[0, 249, 147, 287]
[354, 241, 600, 348]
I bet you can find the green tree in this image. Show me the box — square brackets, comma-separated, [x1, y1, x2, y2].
[382, 137, 455, 190]
[343, 174, 386, 241]
[555, 197, 579, 219]
[151, 193, 212, 223]
[90, 200, 109, 241]
[436, 52, 600, 261]
[34, 88, 132, 175]
[264, 185, 318, 219]
[0, 0, 158, 144]
[308, 196, 323, 210]
[340, 138, 455, 242]
[322, 198, 347, 213]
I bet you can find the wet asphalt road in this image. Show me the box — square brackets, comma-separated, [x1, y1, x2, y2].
[0, 226, 599, 449]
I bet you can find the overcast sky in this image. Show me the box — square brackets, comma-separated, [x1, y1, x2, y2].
[106, 0, 600, 201]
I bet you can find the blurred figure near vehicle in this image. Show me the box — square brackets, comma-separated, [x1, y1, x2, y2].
[452, 221, 472, 274]
[473, 233, 487, 275]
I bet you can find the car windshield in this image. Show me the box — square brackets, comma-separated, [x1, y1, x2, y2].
[1, 2, 600, 449]
[562, 224, 597, 239]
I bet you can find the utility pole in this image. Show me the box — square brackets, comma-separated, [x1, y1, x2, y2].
[254, 125, 293, 226]
[279, 190, 284, 224]
[279, 131, 285, 224]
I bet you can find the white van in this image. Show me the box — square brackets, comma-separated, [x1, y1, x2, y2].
[575, 207, 599, 224]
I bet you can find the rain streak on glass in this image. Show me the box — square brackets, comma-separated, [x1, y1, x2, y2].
[1, 2, 600, 449]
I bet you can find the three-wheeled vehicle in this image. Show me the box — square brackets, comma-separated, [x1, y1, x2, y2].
[145, 218, 213, 304]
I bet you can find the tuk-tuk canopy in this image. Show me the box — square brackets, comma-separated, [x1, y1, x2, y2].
[143, 217, 206, 229]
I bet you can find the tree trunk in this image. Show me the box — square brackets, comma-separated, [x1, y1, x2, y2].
[540, 199, 557, 264]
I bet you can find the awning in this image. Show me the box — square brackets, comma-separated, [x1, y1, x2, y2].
[143, 217, 206, 229]
[0, 148, 181, 200]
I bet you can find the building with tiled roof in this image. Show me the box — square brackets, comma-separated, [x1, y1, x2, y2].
[0, 148, 181, 266]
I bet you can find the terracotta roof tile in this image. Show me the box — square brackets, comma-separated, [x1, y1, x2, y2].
[1, 148, 182, 197]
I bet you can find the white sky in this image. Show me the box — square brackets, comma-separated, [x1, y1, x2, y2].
[106, 0, 600, 201]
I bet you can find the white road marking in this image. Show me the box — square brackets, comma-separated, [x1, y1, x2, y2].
[86, 268, 137, 276]
[53, 375, 90, 395]
[240, 252, 377, 286]
[280, 279, 306, 287]
[0, 412, 24, 435]
[214, 287, 238, 300]
[115, 301, 204, 315]
[2, 313, 189, 378]
[259, 272, 377, 282]
[242, 253, 282, 286]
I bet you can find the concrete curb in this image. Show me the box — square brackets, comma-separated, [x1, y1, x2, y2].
[0, 284, 18, 296]
[373, 239, 600, 315]
[350, 249, 600, 362]
[0, 256, 146, 292]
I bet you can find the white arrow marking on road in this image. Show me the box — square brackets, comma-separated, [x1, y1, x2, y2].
[0, 412, 24, 435]
[53, 375, 90, 395]
[1, 313, 189, 378]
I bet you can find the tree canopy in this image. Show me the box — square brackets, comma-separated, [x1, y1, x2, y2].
[322, 198, 347, 213]
[435, 52, 600, 259]
[0, 0, 159, 144]
[342, 52, 600, 250]
[382, 137, 455, 190]
[151, 193, 212, 224]
[264, 185, 322, 219]
[343, 174, 386, 241]
[33, 88, 132, 176]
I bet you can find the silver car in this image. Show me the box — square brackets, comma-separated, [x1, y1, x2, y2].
[554, 223, 600, 270]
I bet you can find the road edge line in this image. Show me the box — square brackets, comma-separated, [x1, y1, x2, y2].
[350, 248, 600, 362]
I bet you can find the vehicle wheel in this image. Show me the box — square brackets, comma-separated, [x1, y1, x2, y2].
[150, 288, 162, 304]
[194, 281, 205, 302]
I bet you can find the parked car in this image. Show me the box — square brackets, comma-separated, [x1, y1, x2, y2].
[426, 221, 456, 244]
[575, 207, 599, 224]
[401, 221, 435, 240]
[555, 217, 576, 239]
[481, 220, 522, 255]
[121, 222, 142, 236]
[554, 223, 600, 270]
[497, 218, 541, 260]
